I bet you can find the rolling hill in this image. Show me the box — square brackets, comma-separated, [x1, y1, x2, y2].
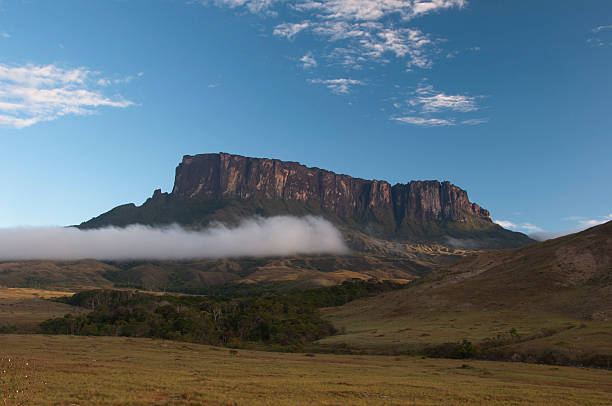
[320, 221, 612, 366]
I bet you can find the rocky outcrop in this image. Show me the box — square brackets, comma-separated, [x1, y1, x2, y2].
[170, 153, 491, 225]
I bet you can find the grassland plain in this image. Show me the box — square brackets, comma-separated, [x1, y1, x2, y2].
[0, 287, 83, 333]
[1, 335, 612, 405]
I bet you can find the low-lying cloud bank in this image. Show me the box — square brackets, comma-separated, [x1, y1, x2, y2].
[0, 216, 349, 260]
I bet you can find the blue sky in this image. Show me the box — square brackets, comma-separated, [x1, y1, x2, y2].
[0, 0, 610, 237]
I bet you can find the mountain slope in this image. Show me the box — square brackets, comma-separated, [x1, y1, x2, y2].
[320, 222, 612, 365]
[80, 152, 532, 249]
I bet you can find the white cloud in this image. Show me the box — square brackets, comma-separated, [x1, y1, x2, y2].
[393, 116, 454, 126]
[300, 52, 318, 68]
[296, 0, 465, 21]
[494, 219, 543, 233]
[273, 22, 310, 39]
[391, 83, 485, 127]
[494, 220, 516, 229]
[309, 21, 435, 68]
[207, 0, 475, 126]
[592, 25, 612, 33]
[577, 213, 612, 227]
[446, 50, 459, 58]
[0, 216, 349, 260]
[1, 32, 10, 39]
[212, 0, 464, 70]
[0, 63, 133, 129]
[308, 77, 363, 94]
[526, 213, 612, 241]
[519, 223, 543, 232]
[588, 25, 612, 47]
[412, 84, 479, 113]
[212, 0, 281, 15]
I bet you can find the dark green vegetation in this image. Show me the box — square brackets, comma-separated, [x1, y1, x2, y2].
[321, 221, 612, 368]
[39, 280, 404, 348]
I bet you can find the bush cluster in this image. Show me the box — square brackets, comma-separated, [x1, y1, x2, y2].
[40, 279, 405, 348]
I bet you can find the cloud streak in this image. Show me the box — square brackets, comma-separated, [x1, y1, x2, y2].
[0, 216, 349, 260]
[494, 219, 543, 233]
[393, 116, 454, 126]
[412, 84, 479, 113]
[497, 213, 612, 241]
[0, 63, 134, 129]
[308, 77, 363, 94]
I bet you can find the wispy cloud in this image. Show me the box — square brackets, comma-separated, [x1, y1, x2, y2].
[494, 219, 543, 233]
[498, 213, 612, 241]
[574, 213, 612, 227]
[294, 0, 466, 21]
[588, 25, 612, 47]
[0, 63, 134, 129]
[462, 118, 488, 125]
[592, 25, 612, 33]
[392, 82, 486, 127]
[393, 116, 454, 127]
[213, 0, 465, 70]
[308, 77, 363, 94]
[494, 220, 517, 229]
[211, 0, 281, 15]
[273, 22, 310, 39]
[300, 52, 318, 68]
[1, 32, 9, 39]
[207, 0, 477, 128]
[97, 72, 142, 87]
[411, 84, 479, 113]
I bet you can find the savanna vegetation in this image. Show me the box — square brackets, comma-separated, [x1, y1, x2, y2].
[2, 334, 611, 405]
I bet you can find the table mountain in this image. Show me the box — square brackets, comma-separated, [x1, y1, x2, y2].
[80, 153, 531, 249]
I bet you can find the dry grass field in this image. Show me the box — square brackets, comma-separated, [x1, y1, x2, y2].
[1, 334, 611, 405]
[0, 287, 80, 333]
[320, 222, 612, 365]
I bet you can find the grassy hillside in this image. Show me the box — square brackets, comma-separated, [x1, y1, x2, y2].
[320, 222, 612, 366]
[2, 335, 611, 405]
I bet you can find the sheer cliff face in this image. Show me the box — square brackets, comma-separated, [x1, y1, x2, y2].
[171, 153, 491, 224]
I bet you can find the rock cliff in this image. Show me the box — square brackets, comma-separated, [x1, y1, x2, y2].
[171, 153, 491, 225]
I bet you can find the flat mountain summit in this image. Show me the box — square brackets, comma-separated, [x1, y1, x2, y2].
[81, 153, 531, 249]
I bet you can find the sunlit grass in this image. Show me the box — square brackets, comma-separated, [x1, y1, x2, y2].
[1, 335, 611, 405]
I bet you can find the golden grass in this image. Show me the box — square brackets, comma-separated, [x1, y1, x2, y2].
[320, 303, 612, 363]
[1, 334, 611, 405]
[0, 288, 81, 332]
[0, 287, 73, 300]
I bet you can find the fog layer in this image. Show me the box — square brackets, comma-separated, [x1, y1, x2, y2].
[0, 216, 349, 260]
